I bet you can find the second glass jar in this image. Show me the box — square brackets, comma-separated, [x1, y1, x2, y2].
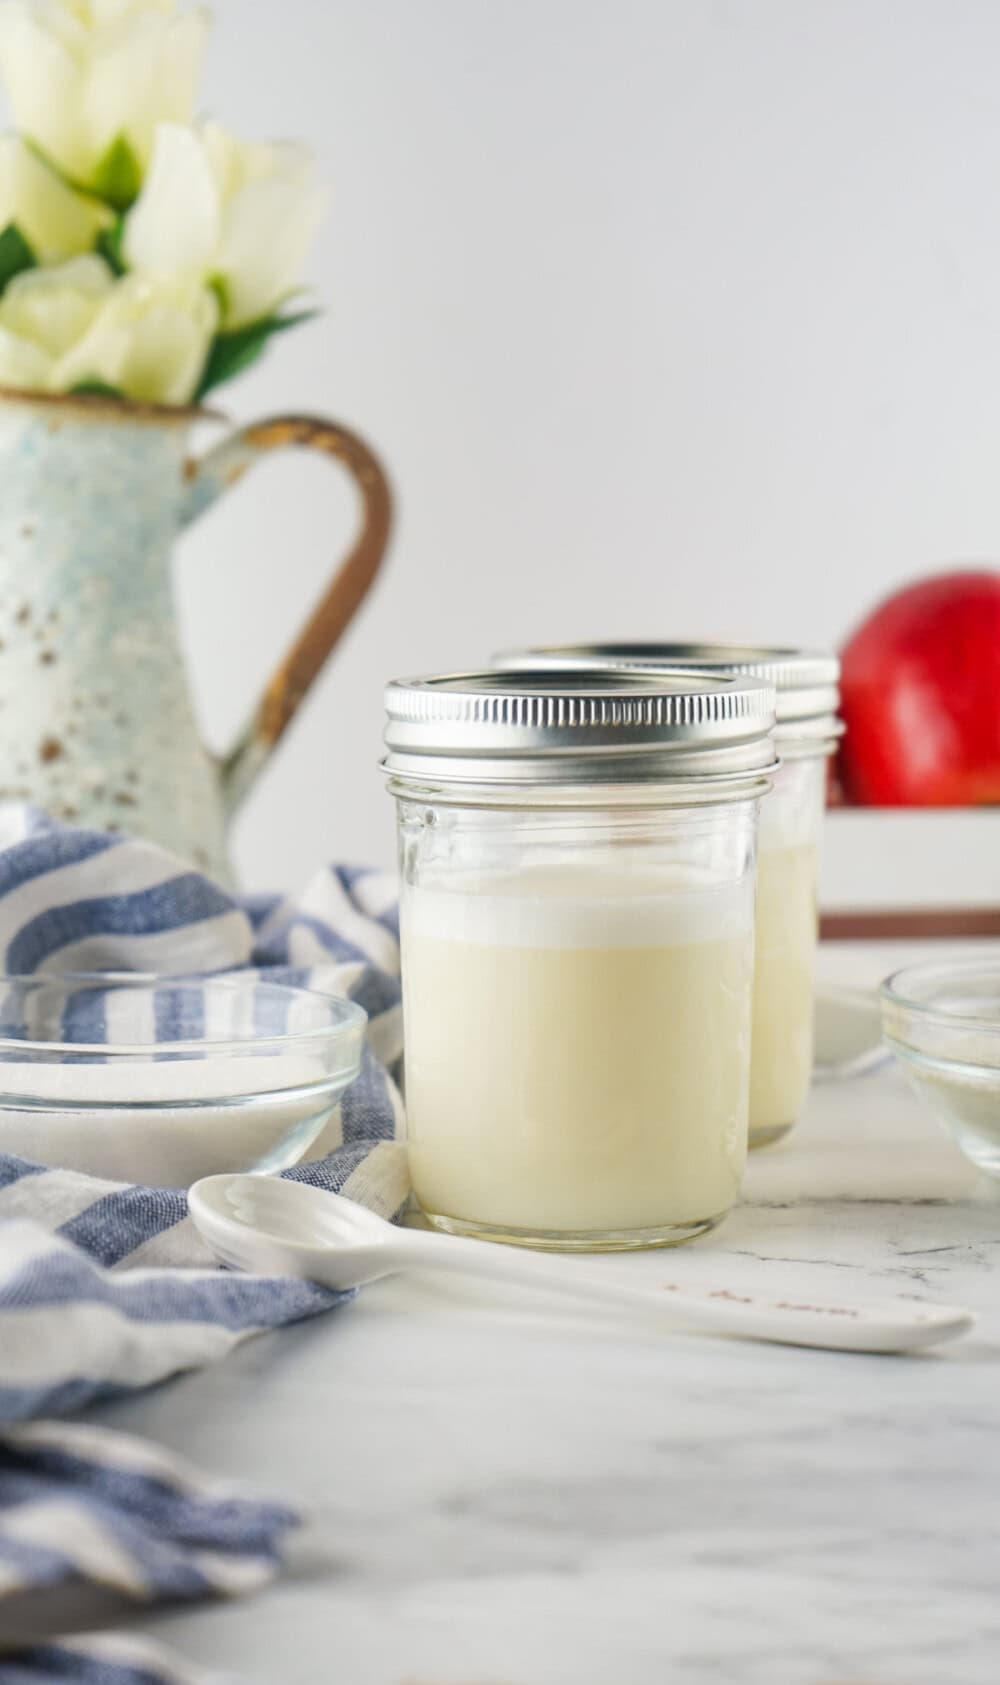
[496, 644, 842, 1147]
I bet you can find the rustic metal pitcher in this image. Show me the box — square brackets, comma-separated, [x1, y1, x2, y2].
[0, 390, 391, 881]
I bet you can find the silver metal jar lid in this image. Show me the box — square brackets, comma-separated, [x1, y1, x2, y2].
[494, 643, 841, 748]
[383, 668, 778, 803]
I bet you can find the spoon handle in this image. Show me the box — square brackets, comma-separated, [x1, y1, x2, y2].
[395, 1228, 972, 1353]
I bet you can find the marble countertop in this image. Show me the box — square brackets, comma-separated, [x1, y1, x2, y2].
[96, 943, 1000, 1684]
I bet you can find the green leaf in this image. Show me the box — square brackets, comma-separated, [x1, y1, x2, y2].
[95, 215, 127, 276]
[207, 273, 232, 317]
[196, 309, 318, 398]
[92, 134, 142, 212]
[0, 224, 37, 292]
[70, 380, 125, 399]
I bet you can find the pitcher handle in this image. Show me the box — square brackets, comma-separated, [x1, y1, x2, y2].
[181, 413, 392, 815]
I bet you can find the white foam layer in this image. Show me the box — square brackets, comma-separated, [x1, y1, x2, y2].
[403, 865, 752, 950]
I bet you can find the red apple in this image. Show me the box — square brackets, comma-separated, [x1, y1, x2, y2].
[838, 569, 1000, 805]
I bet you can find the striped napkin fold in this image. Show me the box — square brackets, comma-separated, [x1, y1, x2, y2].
[3, 1631, 234, 1683]
[0, 805, 409, 1663]
[0, 1139, 408, 1422]
[0, 1420, 295, 1639]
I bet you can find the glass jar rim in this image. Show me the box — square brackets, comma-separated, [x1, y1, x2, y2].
[384, 766, 776, 809]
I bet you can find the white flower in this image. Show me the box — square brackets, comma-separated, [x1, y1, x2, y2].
[124, 120, 325, 328]
[55, 266, 217, 400]
[0, 252, 217, 401]
[0, 133, 109, 259]
[0, 249, 108, 359]
[0, 0, 209, 197]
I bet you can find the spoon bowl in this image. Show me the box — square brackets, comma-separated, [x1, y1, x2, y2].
[189, 1174, 396, 1288]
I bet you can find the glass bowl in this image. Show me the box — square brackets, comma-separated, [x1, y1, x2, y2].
[881, 959, 1000, 1175]
[0, 974, 366, 1187]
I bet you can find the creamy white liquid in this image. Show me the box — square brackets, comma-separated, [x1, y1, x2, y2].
[0, 1054, 340, 1186]
[748, 755, 825, 1143]
[749, 840, 819, 1141]
[401, 867, 754, 1239]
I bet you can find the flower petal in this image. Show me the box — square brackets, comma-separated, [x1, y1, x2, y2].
[155, 6, 209, 131]
[218, 171, 325, 328]
[0, 253, 113, 357]
[0, 320, 52, 389]
[0, 0, 85, 178]
[124, 120, 220, 283]
[0, 134, 110, 260]
[114, 288, 214, 402]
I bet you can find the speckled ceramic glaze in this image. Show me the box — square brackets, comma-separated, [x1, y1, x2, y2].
[0, 392, 391, 883]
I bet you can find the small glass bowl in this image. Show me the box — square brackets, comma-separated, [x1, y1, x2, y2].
[0, 973, 366, 1187]
[881, 959, 1000, 1176]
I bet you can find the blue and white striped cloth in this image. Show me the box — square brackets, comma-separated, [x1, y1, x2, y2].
[0, 1419, 295, 1640]
[3, 1632, 234, 1684]
[0, 806, 408, 1663]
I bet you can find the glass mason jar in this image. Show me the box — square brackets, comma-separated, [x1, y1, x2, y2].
[383, 669, 777, 1251]
[496, 645, 842, 1149]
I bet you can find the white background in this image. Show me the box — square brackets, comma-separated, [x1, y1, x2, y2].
[175, 0, 1000, 891]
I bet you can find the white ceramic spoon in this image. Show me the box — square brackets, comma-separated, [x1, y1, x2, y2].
[187, 1174, 973, 1354]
